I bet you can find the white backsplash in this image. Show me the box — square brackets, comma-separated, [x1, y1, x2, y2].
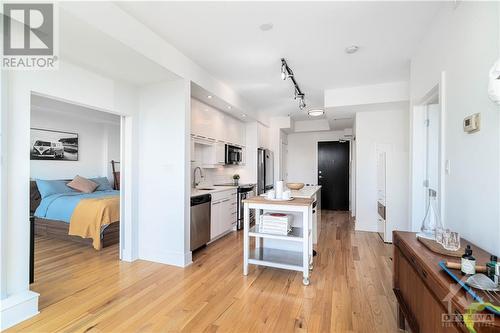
[192, 163, 244, 186]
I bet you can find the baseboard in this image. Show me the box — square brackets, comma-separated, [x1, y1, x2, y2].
[0, 290, 39, 330]
[139, 247, 192, 267]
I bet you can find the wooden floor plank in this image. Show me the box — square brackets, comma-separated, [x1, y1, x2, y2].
[8, 211, 398, 333]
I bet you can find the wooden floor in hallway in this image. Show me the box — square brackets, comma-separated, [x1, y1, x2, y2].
[9, 211, 398, 333]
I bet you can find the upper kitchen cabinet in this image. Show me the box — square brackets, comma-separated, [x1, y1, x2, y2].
[191, 98, 245, 146]
[257, 122, 270, 149]
[224, 115, 245, 146]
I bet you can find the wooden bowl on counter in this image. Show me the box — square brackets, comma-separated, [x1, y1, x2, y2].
[287, 183, 305, 190]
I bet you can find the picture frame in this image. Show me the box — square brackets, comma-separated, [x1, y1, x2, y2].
[30, 128, 79, 161]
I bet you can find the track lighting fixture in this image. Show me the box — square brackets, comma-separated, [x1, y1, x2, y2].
[281, 60, 293, 80]
[281, 58, 306, 111]
[298, 97, 306, 110]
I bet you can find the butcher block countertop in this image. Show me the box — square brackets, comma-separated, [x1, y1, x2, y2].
[242, 196, 313, 207]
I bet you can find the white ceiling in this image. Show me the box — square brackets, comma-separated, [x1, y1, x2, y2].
[191, 82, 252, 122]
[118, 1, 444, 124]
[59, 8, 179, 86]
[31, 94, 121, 125]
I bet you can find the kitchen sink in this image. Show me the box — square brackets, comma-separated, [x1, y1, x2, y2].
[197, 188, 215, 191]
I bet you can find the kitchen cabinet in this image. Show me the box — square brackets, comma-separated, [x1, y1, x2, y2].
[191, 98, 245, 146]
[210, 189, 237, 240]
[215, 142, 225, 164]
[257, 123, 270, 149]
[191, 136, 246, 167]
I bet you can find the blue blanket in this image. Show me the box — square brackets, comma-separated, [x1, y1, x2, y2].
[35, 190, 120, 223]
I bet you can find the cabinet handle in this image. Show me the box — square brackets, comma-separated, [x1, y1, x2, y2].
[222, 199, 230, 203]
[421, 269, 427, 279]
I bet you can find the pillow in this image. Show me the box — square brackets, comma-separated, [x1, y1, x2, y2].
[67, 175, 98, 193]
[90, 177, 113, 191]
[35, 179, 75, 199]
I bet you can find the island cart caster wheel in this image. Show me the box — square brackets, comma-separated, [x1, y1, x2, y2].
[309, 264, 313, 270]
[302, 277, 310, 286]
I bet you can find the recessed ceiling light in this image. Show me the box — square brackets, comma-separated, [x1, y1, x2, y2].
[227, 106, 232, 109]
[308, 109, 324, 117]
[242, 113, 247, 117]
[345, 45, 359, 54]
[207, 95, 212, 99]
[259, 23, 273, 31]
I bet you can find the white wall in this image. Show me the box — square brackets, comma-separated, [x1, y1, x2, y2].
[30, 109, 120, 182]
[1, 60, 140, 329]
[138, 79, 191, 267]
[410, 2, 500, 255]
[286, 130, 345, 185]
[325, 81, 409, 108]
[355, 109, 409, 233]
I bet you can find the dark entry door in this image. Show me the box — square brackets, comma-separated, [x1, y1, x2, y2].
[318, 141, 349, 210]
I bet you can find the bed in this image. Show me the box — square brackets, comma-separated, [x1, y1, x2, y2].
[30, 179, 120, 250]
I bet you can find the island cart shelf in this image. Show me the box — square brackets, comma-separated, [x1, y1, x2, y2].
[242, 196, 314, 285]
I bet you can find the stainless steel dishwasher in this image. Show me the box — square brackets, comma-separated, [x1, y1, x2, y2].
[190, 194, 211, 251]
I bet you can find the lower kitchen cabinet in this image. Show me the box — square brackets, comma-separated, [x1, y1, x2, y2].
[210, 190, 237, 240]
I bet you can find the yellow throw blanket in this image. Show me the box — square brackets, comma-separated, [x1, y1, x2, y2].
[69, 196, 120, 250]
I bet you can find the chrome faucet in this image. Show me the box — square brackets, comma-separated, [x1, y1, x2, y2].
[193, 166, 204, 188]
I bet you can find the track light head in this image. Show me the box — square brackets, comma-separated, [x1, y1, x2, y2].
[298, 96, 306, 110]
[280, 58, 294, 80]
[281, 65, 287, 80]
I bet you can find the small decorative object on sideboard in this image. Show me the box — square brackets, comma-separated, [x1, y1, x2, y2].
[461, 244, 476, 275]
[417, 189, 442, 240]
[232, 174, 240, 186]
[486, 255, 498, 283]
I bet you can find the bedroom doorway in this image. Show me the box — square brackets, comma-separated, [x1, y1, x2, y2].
[29, 93, 129, 289]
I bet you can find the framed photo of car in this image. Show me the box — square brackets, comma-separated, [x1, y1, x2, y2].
[30, 128, 79, 161]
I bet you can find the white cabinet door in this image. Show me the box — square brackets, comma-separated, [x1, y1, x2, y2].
[225, 116, 240, 145]
[210, 200, 222, 240]
[220, 198, 233, 232]
[215, 142, 226, 165]
[258, 123, 269, 149]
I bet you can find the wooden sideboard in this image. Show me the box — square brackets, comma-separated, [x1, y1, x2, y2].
[393, 231, 499, 333]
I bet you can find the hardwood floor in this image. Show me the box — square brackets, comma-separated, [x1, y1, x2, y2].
[9, 211, 398, 333]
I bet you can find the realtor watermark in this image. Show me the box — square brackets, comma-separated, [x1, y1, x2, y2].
[2, 2, 58, 70]
[441, 280, 497, 331]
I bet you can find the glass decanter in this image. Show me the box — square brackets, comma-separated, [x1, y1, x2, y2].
[418, 189, 443, 240]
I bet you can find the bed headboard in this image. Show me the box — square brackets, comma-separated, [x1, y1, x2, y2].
[30, 180, 41, 215]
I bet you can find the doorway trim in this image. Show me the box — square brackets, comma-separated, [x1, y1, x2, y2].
[30, 91, 136, 261]
[410, 71, 447, 232]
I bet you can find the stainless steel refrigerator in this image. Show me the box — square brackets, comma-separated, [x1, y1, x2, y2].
[257, 148, 274, 194]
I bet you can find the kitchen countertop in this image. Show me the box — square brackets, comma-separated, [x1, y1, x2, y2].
[191, 185, 237, 197]
[290, 185, 321, 199]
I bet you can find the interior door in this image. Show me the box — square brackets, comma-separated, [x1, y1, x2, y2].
[318, 141, 350, 210]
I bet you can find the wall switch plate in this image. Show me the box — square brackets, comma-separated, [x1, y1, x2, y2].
[463, 113, 480, 133]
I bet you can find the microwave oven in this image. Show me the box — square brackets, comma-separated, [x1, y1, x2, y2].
[225, 144, 242, 165]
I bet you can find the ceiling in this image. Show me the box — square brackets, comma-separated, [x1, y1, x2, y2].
[59, 7, 179, 86]
[31, 94, 121, 125]
[191, 83, 252, 122]
[118, 1, 444, 126]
